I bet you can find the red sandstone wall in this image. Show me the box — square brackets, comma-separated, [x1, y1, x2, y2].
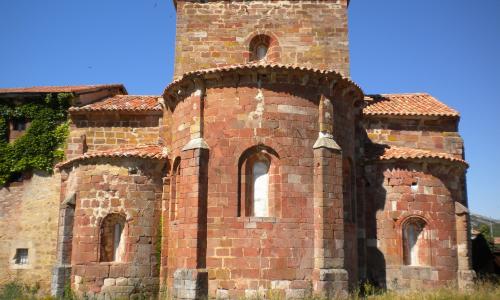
[67, 113, 161, 159]
[364, 116, 463, 158]
[166, 80, 358, 298]
[361, 115, 467, 289]
[174, 0, 350, 77]
[67, 159, 164, 298]
[364, 162, 465, 289]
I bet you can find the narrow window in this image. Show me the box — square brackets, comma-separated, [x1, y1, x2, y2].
[403, 218, 426, 266]
[255, 44, 268, 61]
[171, 157, 181, 221]
[14, 248, 28, 265]
[100, 214, 126, 262]
[113, 223, 123, 261]
[249, 34, 272, 62]
[252, 160, 269, 217]
[239, 145, 280, 217]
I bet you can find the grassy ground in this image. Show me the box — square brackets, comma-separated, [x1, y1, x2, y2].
[0, 278, 499, 300]
[351, 280, 500, 300]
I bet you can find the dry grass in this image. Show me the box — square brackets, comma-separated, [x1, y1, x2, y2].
[1, 278, 499, 299]
[347, 278, 500, 300]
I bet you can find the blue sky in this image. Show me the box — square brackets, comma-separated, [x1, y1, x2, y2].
[0, 1, 499, 218]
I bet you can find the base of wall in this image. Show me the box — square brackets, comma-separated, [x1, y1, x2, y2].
[51, 265, 71, 296]
[458, 270, 476, 290]
[312, 268, 348, 299]
[173, 268, 208, 299]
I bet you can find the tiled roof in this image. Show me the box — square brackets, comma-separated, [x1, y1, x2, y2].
[69, 95, 162, 113]
[164, 62, 362, 96]
[363, 93, 459, 117]
[0, 84, 126, 94]
[373, 145, 467, 167]
[56, 145, 169, 169]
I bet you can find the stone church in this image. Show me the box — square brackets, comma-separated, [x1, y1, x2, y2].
[0, 0, 475, 299]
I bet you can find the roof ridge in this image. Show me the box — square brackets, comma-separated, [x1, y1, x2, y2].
[164, 62, 363, 97]
[0, 84, 126, 94]
[56, 144, 168, 169]
[363, 92, 459, 117]
[69, 94, 162, 112]
[375, 145, 468, 167]
[116, 94, 160, 97]
[368, 92, 429, 97]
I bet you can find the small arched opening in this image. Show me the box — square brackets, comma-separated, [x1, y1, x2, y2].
[248, 34, 280, 63]
[238, 145, 280, 217]
[402, 217, 430, 266]
[170, 157, 181, 221]
[100, 213, 127, 262]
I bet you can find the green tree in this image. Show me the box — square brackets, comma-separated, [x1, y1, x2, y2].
[478, 224, 494, 251]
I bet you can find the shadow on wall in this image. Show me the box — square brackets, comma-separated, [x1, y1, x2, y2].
[360, 134, 388, 288]
[472, 233, 499, 276]
[363, 155, 387, 289]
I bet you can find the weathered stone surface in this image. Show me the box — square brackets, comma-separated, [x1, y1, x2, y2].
[0, 1, 473, 299]
[0, 172, 61, 294]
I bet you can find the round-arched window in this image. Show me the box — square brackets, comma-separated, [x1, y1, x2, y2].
[100, 213, 126, 262]
[403, 218, 427, 266]
[249, 34, 272, 62]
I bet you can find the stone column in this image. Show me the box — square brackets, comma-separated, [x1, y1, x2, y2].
[455, 201, 475, 290]
[172, 80, 209, 300]
[51, 189, 75, 296]
[311, 95, 348, 298]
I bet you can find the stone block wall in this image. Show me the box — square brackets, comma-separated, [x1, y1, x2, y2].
[174, 0, 350, 77]
[64, 159, 165, 298]
[0, 172, 60, 294]
[68, 113, 161, 159]
[363, 162, 467, 289]
[164, 71, 360, 298]
[363, 116, 463, 157]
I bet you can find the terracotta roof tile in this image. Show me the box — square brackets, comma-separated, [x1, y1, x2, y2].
[363, 93, 459, 117]
[372, 145, 467, 167]
[56, 145, 168, 169]
[69, 95, 162, 112]
[164, 62, 362, 96]
[0, 84, 126, 94]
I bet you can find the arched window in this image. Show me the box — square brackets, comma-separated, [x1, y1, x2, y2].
[251, 160, 270, 217]
[100, 214, 126, 262]
[170, 157, 181, 221]
[249, 34, 271, 62]
[403, 218, 428, 266]
[238, 145, 280, 218]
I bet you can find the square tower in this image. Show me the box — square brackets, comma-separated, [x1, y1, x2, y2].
[173, 0, 350, 78]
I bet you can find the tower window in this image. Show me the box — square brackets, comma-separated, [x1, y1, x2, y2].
[249, 34, 272, 62]
[255, 44, 268, 61]
[100, 214, 126, 262]
[14, 248, 29, 265]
